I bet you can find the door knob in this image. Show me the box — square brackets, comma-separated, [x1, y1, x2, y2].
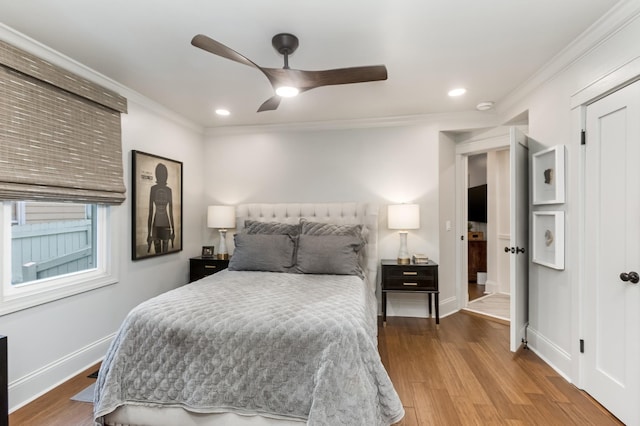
[620, 271, 639, 284]
[504, 247, 525, 254]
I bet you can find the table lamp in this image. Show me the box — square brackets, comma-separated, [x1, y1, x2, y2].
[388, 204, 420, 264]
[207, 205, 235, 259]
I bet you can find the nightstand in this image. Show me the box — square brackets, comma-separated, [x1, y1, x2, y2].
[189, 256, 229, 282]
[381, 259, 439, 324]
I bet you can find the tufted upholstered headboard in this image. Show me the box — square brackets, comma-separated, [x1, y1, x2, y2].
[235, 203, 379, 290]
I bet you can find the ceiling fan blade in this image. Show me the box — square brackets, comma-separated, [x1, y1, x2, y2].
[257, 96, 281, 112]
[300, 65, 388, 88]
[191, 34, 260, 69]
[262, 65, 387, 91]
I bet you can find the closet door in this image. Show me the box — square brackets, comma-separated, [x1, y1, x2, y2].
[583, 79, 640, 425]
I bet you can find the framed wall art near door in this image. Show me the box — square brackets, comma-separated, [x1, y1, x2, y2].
[131, 150, 183, 260]
[532, 145, 565, 205]
[532, 211, 564, 270]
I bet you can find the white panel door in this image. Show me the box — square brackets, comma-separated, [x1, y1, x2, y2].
[584, 79, 640, 425]
[509, 127, 529, 352]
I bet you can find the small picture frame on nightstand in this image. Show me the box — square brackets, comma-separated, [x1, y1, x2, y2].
[201, 246, 215, 258]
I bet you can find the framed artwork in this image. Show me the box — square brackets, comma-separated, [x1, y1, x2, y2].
[532, 211, 564, 270]
[532, 145, 565, 205]
[131, 150, 183, 260]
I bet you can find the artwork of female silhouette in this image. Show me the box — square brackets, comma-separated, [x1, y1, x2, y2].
[147, 163, 175, 254]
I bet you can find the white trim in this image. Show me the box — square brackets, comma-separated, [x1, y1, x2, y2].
[205, 111, 501, 136]
[570, 55, 640, 108]
[8, 333, 116, 412]
[0, 204, 119, 316]
[526, 327, 573, 383]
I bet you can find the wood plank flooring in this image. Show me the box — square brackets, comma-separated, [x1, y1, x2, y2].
[379, 313, 622, 425]
[10, 312, 621, 425]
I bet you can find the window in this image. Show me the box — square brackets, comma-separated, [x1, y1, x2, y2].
[0, 201, 117, 316]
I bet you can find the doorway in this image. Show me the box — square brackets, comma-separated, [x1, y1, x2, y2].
[463, 149, 511, 322]
[467, 154, 488, 302]
[456, 126, 529, 351]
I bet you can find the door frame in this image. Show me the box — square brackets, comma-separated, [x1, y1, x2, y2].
[572, 56, 640, 387]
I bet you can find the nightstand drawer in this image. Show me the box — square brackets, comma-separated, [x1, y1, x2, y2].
[384, 267, 434, 279]
[383, 276, 437, 290]
[189, 257, 229, 282]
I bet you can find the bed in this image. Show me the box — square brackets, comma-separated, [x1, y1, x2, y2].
[94, 203, 404, 426]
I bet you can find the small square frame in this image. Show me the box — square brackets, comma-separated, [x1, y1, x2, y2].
[532, 145, 565, 205]
[201, 246, 215, 258]
[532, 211, 564, 270]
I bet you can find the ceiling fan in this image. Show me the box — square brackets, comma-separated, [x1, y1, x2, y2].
[191, 33, 388, 112]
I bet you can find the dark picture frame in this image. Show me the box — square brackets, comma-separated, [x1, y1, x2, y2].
[202, 246, 215, 258]
[132, 150, 183, 260]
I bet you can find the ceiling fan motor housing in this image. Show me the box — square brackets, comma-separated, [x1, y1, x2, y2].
[272, 33, 299, 55]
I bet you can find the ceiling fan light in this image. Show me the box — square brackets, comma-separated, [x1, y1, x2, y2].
[448, 87, 466, 97]
[275, 86, 299, 97]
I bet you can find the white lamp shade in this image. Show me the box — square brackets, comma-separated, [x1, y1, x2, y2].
[387, 204, 420, 230]
[207, 205, 235, 229]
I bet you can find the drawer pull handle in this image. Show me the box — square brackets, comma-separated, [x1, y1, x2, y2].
[403, 282, 418, 286]
[204, 265, 218, 269]
[402, 271, 418, 276]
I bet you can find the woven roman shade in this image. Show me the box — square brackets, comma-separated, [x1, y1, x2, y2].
[0, 40, 127, 204]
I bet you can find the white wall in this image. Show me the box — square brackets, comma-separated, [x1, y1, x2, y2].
[203, 124, 442, 317]
[499, 1, 640, 380]
[0, 28, 206, 410]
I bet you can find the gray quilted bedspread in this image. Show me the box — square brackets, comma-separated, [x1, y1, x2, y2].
[94, 270, 404, 425]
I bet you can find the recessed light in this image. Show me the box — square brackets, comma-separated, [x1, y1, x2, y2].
[448, 88, 466, 97]
[476, 101, 494, 111]
[215, 109, 230, 116]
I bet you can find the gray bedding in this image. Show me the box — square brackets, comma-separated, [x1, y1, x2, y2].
[94, 270, 404, 425]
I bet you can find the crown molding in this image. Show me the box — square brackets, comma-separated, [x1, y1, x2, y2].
[0, 23, 203, 134]
[204, 110, 502, 137]
[498, 0, 640, 115]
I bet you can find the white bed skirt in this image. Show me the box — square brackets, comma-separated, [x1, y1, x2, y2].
[105, 406, 306, 426]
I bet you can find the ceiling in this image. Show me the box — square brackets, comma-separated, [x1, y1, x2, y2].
[0, 0, 620, 128]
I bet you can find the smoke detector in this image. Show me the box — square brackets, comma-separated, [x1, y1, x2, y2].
[476, 101, 494, 111]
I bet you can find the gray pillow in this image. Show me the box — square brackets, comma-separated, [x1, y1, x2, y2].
[228, 234, 296, 272]
[300, 219, 363, 237]
[243, 220, 300, 236]
[295, 234, 364, 277]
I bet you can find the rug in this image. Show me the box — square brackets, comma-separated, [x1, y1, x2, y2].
[70, 383, 95, 403]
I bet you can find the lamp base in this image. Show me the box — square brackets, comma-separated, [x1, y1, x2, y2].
[218, 229, 229, 260]
[397, 231, 410, 265]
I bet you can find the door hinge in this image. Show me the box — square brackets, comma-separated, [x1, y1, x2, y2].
[581, 130, 586, 145]
[580, 339, 585, 353]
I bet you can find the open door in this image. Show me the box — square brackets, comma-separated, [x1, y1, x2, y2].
[508, 127, 529, 352]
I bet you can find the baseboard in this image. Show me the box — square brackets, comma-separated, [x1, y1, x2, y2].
[526, 327, 573, 383]
[8, 332, 115, 412]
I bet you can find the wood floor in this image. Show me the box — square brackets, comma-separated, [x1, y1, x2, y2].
[10, 312, 621, 425]
[379, 313, 622, 425]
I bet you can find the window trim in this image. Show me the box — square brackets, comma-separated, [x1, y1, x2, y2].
[0, 202, 118, 316]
